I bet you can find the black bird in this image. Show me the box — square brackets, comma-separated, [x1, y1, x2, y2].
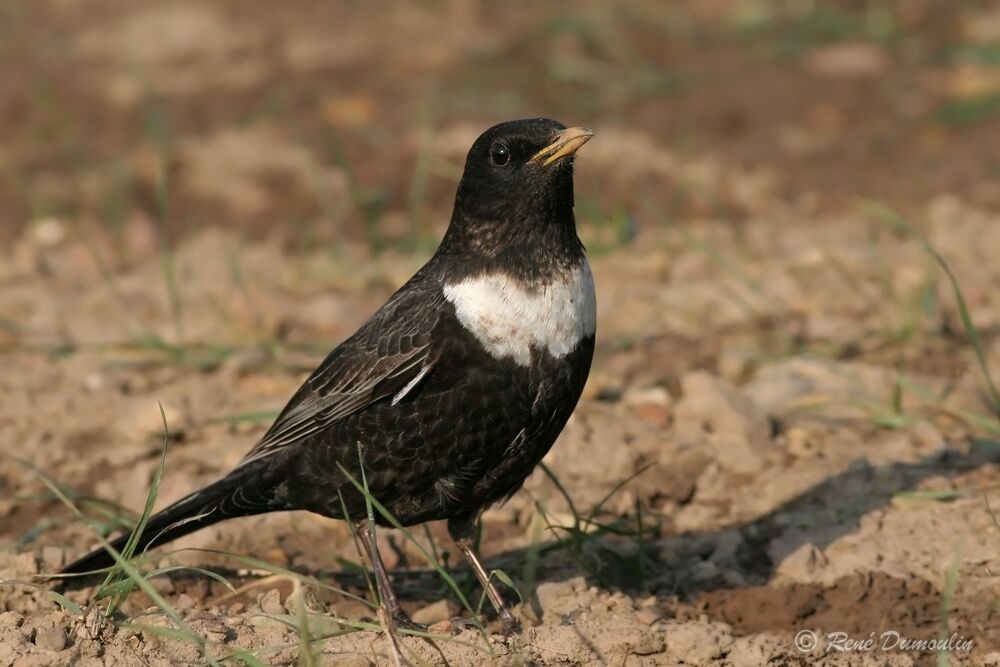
[62, 118, 596, 632]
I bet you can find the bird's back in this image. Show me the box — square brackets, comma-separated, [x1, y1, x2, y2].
[275, 256, 596, 526]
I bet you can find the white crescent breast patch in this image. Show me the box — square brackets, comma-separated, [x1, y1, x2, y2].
[443, 260, 596, 366]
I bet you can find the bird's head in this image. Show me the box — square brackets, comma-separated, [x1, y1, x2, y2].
[449, 118, 594, 238]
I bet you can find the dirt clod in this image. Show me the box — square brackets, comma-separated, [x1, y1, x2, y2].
[3, 2, 1000, 665]
[256, 589, 285, 616]
[33, 627, 67, 652]
[409, 599, 457, 626]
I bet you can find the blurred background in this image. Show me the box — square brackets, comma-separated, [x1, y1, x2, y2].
[3, 0, 999, 252]
[3, 1, 1000, 664]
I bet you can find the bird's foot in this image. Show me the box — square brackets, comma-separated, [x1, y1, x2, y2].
[432, 613, 520, 636]
[391, 613, 428, 634]
[497, 610, 521, 636]
[362, 610, 427, 634]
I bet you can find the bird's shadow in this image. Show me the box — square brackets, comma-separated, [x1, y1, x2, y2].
[356, 437, 1000, 611]
[76, 438, 999, 632]
[513, 438, 1000, 599]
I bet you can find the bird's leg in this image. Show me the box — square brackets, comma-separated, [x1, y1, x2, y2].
[447, 515, 520, 634]
[354, 520, 424, 632]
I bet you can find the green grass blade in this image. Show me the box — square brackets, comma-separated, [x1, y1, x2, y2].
[48, 590, 84, 614]
[21, 462, 208, 658]
[924, 242, 1000, 421]
[101, 403, 171, 615]
[335, 462, 479, 621]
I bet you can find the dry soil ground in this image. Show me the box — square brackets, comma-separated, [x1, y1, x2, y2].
[2, 2, 1000, 666]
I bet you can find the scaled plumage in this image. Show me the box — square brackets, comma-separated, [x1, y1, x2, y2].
[61, 118, 596, 632]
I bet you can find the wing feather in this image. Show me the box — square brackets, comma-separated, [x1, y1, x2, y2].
[238, 285, 442, 466]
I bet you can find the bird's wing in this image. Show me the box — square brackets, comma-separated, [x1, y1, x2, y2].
[238, 286, 442, 466]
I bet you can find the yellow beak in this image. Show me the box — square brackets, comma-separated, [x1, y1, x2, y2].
[530, 127, 595, 167]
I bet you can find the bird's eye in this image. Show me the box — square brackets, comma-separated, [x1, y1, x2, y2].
[490, 143, 510, 166]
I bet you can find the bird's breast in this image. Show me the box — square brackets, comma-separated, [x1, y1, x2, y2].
[442, 259, 596, 367]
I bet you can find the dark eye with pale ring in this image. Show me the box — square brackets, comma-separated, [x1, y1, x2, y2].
[490, 143, 510, 166]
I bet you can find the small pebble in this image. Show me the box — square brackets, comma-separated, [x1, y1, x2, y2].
[201, 621, 228, 643]
[534, 579, 576, 612]
[258, 589, 285, 616]
[83, 373, 107, 392]
[634, 607, 661, 625]
[31, 217, 68, 247]
[41, 546, 64, 571]
[330, 656, 374, 667]
[264, 547, 289, 568]
[246, 615, 288, 632]
[15, 553, 38, 575]
[34, 627, 68, 651]
[149, 577, 175, 596]
[174, 594, 196, 612]
[633, 402, 671, 428]
[0, 611, 22, 627]
[428, 619, 458, 634]
[411, 599, 457, 625]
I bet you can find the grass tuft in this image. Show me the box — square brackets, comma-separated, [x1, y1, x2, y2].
[935, 92, 1000, 129]
[923, 242, 1000, 422]
[96, 404, 171, 617]
[143, 101, 186, 344]
[20, 409, 215, 663]
[336, 458, 483, 628]
[937, 549, 961, 667]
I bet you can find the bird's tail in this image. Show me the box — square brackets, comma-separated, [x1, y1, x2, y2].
[60, 475, 252, 579]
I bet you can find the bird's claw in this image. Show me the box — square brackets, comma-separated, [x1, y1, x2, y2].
[447, 616, 481, 634]
[498, 612, 521, 636]
[436, 613, 520, 636]
[392, 614, 428, 633]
